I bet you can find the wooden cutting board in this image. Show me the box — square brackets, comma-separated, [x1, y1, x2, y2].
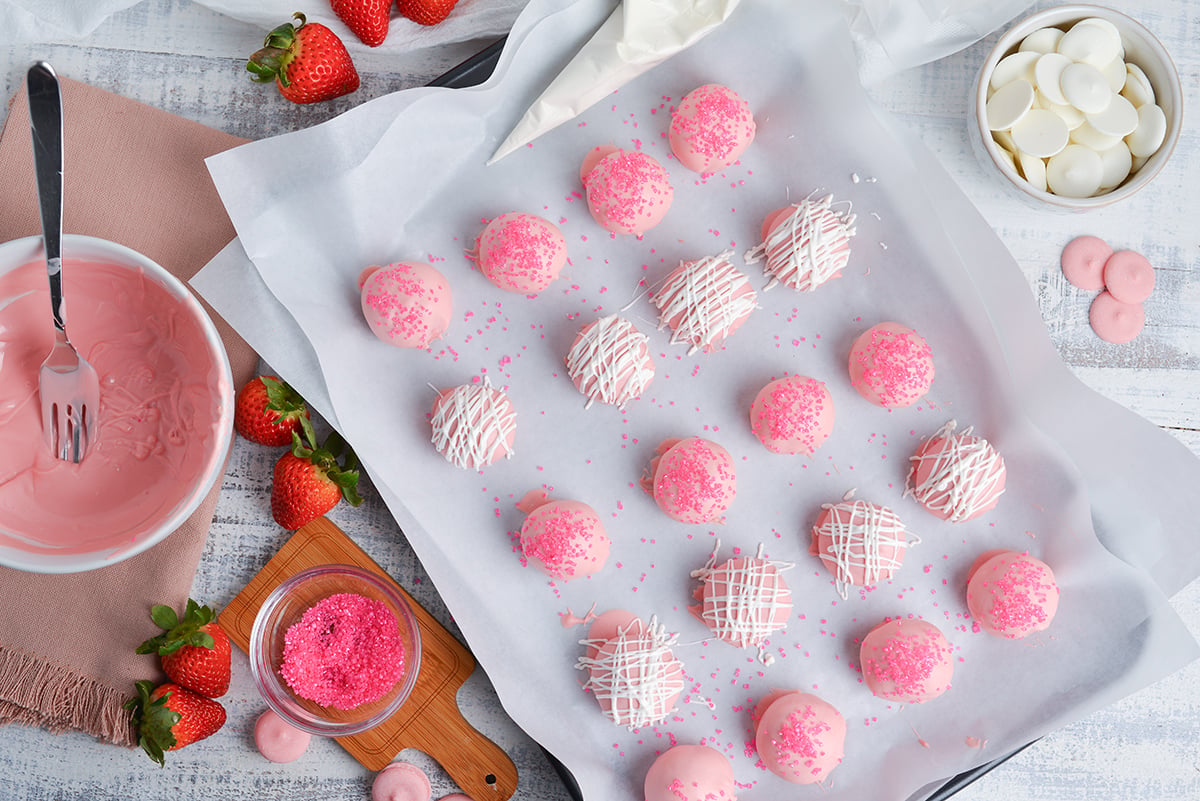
[219, 516, 518, 801]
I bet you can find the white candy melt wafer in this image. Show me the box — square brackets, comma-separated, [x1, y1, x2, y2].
[1046, 144, 1104, 197]
[1126, 103, 1167, 157]
[986, 80, 1034, 130]
[1012, 109, 1069, 158]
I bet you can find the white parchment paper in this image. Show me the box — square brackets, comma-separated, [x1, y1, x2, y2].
[195, 1, 1200, 799]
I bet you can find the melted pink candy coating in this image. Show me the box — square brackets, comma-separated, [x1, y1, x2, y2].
[848, 321, 934, 408]
[754, 691, 845, 785]
[429, 382, 517, 469]
[1060, 235, 1112, 290]
[648, 437, 737, 524]
[907, 422, 1006, 522]
[253, 709, 311, 763]
[668, 83, 756, 174]
[582, 148, 673, 236]
[749, 375, 835, 455]
[644, 744, 738, 801]
[520, 498, 610, 581]
[0, 259, 227, 555]
[475, 212, 568, 294]
[372, 761, 432, 801]
[810, 499, 913, 593]
[694, 555, 792, 648]
[279, 593, 407, 709]
[360, 261, 452, 348]
[966, 550, 1059, 639]
[1088, 291, 1145, 343]
[1103, 250, 1155, 304]
[859, 618, 954, 703]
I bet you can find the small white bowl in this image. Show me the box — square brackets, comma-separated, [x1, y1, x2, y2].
[972, 4, 1182, 209]
[0, 234, 233, 573]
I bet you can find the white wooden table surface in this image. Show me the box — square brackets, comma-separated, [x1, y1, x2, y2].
[0, 0, 1197, 799]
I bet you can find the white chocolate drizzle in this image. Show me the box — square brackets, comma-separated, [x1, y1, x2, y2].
[816, 499, 919, 600]
[905, 420, 1006, 522]
[744, 193, 856, 292]
[429, 378, 517, 469]
[564, 314, 655, 409]
[653, 251, 758, 355]
[576, 615, 684, 730]
[691, 541, 793, 664]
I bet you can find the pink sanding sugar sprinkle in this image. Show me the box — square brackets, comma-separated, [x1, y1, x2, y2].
[866, 631, 942, 697]
[774, 706, 831, 775]
[855, 329, 933, 407]
[280, 593, 407, 710]
[987, 559, 1055, 632]
[523, 509, 598, 576]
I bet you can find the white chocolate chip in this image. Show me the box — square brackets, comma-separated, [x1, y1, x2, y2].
[1017, 151, 1048, 192]
[1046, 144, 1104, 197]
[986, 79, 1035, 130]
[1033, 52, 1073, 106]
[1011, 108, 1070, 158]
[1087, 93, 1139, 137]
[1060, 63, 1113, 114]
[1096, 141, 1133, 189]
[1121, 62, 1156, 107]
[1125, 103, 1167, 157]
[990, 51, 1040, 90]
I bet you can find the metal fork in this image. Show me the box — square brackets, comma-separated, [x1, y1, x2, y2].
[28, 62, 100, 463]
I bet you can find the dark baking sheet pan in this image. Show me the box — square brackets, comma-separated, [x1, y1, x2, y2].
[427, 35, 1028, 801]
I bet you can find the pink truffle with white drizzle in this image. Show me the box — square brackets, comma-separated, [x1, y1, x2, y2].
[906, 420, 1006, 522]
[581, 146, 673, 236]
[810, 497, 920, 599]
[668, 83, 756, 174]
[744, 193, 856, 293]
[690, 541, 793, 664]
[429, 379, 517, 469]
[564, 314, 655, 409]
[653, 251, 757, 355]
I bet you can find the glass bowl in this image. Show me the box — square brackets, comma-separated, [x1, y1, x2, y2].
[249, 564, 422, 737]
[0, 234, 234, 573]
[971, 4, 1182, 210]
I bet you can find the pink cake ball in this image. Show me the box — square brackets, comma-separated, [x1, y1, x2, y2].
[565, 314, 655, 409]
[810, 498, 917, 598]
[848, 321, 935, 408]
[429, 380, 517, 469]
[644, 437, 737, 524]
[749, 374, 835, 455]
[754, 690, 846, 785]
[474, 212, 567, 294]
[690, 544, 792, 652]
[745, 194, 856, 293]
[906, 420, 1006, 522]
[668, 83, 756, 174]
[576, 610, 685, 730]
[858, 618, 954, 703]
[371, 761, 432, 801]
[520, 497, 610, 581]
[581, 146, 673, 236]
[254, 709, 311, 763]
[360, 261, 452, 348]
[644, 744, 738, 801]
[966, 550, 1059, 639]
[653, 251, 757, 355]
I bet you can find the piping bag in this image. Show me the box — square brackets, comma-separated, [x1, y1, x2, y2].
[488, 0, 741, 163]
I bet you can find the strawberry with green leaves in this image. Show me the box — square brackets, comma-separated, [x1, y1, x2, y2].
[247, 13, 359, 104]
[396, 0, 460, 26]
[125, 680, 226, 766]
[332, 0, 391, 47]
[136, 599, 232, 699]
[272, 426, 364, 530]
[234, 375, 311, 447]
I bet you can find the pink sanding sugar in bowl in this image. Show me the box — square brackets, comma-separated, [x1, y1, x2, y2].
[280, 592, 407, 710]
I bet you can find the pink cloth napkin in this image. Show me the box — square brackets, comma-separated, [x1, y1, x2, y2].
[0, 77, 257, 746]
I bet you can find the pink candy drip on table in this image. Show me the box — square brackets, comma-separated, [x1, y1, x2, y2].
[0, 259, 227, 554]
[280, 592, 407, 709]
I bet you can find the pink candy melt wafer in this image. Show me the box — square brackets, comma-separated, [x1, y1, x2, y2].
[1089, 291, 1144, 343]
[1060, 235, 1112, 290]
[372, 761, 432, 801]
[1103, 249, 1155, 303]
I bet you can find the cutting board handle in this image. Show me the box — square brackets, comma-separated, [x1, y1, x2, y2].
[412, 687, 519, 801]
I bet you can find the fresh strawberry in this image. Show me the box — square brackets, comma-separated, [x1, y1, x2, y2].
[234, 375, 311, 447]
[124, 680, 226, 766]
[396, 0, 459, 26]
[136, 599, 232, 699]
[271, 427, 363, 530]
[332, 0, 391, 47]
[246, 13, 360, 104]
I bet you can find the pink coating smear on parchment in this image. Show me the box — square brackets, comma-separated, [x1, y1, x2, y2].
[280, 592, 407, 709]
[0, 259, 228, 555]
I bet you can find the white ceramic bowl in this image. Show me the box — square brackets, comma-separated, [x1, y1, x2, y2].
[972, 4, 1182, 209]
[0, 234, 233, 573]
